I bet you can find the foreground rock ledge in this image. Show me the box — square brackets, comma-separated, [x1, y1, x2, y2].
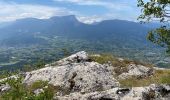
[55, 84, 170, 100]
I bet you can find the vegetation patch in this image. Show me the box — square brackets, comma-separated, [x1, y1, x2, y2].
[90, 54, 169, 87]
[28, 80, 48, 92]
[90, 54, 154, 75]
[119, 70, 170, 87]
[0, 75, 55, 100]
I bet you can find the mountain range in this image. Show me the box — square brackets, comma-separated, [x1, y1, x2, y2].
[0, 15, 168, 70]
[0, 15, 150, 46]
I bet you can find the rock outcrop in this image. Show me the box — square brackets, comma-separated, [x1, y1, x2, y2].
[118, 64, 154, 79]
[1, 51, 169, 100]
[55, 84, 170, 100]
[23, 51, 119, 94]
[49, 51, 89, 66]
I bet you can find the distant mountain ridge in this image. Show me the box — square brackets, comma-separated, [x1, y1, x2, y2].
[0, 15, 150, 46]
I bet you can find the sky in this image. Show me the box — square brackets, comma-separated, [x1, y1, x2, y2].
[0, 0, 142, 24]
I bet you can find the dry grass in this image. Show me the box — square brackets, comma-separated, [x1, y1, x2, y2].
[89, 54, 154, 75]
[119, 70, 170, 87]
[90, 54, 169, 87]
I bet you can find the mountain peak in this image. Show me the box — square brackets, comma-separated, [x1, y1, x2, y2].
[50, 15, 78, 22]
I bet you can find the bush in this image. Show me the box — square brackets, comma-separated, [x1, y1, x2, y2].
[1, 75, 28, 100]
[34, 60, 46, 69]
[34, 84, 55, 100]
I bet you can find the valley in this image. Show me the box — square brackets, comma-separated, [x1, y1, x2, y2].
[0, 15, 169, 70]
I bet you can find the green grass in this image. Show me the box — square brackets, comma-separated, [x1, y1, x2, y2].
[0, 76, 55, 100]
[28, 80, 48, 91]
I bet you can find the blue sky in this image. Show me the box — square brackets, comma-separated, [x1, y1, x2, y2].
[0, 0, 142, 23]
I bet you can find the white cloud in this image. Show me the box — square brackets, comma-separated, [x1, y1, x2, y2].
[53, 0, 140, 22]
[77, 15, 121, 24]
[77, 15, 104, 24]
[0, 0, 140, 23]
[54, 0, 133, 10]
[0, 2, 74, 22]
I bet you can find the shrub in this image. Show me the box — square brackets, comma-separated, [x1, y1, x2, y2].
[31, 84, 55, 100]
[1, 75, 28, 100]
[34, 60, 46, 69]
[0, 75, 55, 100]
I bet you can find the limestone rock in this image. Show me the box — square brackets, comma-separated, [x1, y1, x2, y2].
[51, 51, 89, 66]
[118, 64, 154, 79]
[1, 51, 169, 100]
[55, 88, 120, 100]
[55, 84, 170, 100]
[0, 84, 11, 93]
[33, 89, 44, 95]
[23, 52, 119, 94]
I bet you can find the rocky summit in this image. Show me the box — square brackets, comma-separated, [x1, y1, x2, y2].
[0, 51, 170, 100]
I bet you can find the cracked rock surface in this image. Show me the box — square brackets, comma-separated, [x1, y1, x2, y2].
[23, 51, 119, 94]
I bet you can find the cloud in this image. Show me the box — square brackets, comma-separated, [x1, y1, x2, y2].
[77, 15, 104, 24]
[53, 0, 140, 22]
[0, 0, 140, 23]
[0, 1, 74, 22]
[54, 0, 133, 10]
[77, 14, 138, 24]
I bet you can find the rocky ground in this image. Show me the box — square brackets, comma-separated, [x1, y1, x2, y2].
[0, 51, 170, 100]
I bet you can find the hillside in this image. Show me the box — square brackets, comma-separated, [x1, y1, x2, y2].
[0, 15, 149, 46]
[0, 15, 169, 70]
[0, 51, 169, 100]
